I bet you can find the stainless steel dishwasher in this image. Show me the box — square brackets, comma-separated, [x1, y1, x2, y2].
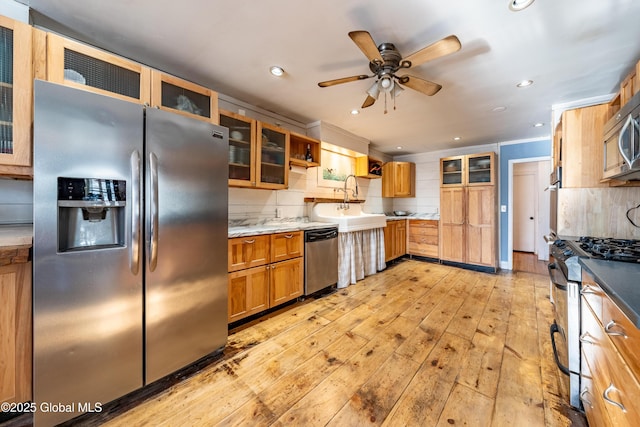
[304, 227, 339, 295]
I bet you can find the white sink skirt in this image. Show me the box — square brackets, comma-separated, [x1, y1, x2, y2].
[338, 227, 386, 288]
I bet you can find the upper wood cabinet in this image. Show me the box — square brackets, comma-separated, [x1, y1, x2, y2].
[0, 16, 33, 175]
[46, 33, 151, 104]
[441, 152, 495, 187]
[355, 156, 383, 179]
[560, 104, 609, 188]
[382, 161, 415, 197]
[289, 131, 320, 168]
[150, 71, 218, 124]
[221, 109, 290, 189]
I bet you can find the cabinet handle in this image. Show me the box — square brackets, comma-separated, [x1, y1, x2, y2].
[603, 383, 626, 412]
[580, 285, 598, 295]
[580, 388, 593, 409]
[579, 332, 596, 345]
[284, 234, 294, 239]
[243, 239, 256, 244]
[605, 320, 628, 338]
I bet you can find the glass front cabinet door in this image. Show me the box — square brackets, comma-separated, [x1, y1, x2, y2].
[46, 33, 151, 104]
[220, 109, 256, 187]
[257, 121, 289, 189]
[467, 152, 495, 185]
[151, 71, 218, 123]
[0, 16, 32, 168]
[441, 156, 464, 186]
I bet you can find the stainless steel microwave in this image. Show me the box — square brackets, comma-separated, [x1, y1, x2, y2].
[603, 90, 640, 180]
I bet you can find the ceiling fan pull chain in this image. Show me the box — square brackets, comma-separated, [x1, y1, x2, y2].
[384, 92, 388, 114]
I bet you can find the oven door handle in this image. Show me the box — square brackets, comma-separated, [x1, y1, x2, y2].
[549, 322, 571, 376]
[548, 262, 569, 291]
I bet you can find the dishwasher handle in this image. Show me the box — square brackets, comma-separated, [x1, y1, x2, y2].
[306, 228, 338, 242]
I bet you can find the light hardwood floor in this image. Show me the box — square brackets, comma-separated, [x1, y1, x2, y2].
[67, 259, 583, 427]
[0, 259, 584, 427]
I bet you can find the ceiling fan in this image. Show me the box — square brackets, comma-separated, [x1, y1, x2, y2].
[318, 31, 461, 111]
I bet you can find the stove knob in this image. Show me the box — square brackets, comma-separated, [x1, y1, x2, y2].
[563, 249, 573, 257]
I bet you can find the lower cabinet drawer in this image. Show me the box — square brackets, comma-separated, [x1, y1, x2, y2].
[581, 299, 640, 426]
[581, 349, 614, 427]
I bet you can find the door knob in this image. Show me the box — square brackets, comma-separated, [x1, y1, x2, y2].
[529, 216, 534, 220]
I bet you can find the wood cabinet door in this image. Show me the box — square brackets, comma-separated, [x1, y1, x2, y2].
[228, 266, 269, 323]
[270, 231, 303, 263]
[394, 162, 415, 197]
[395, 220, 407, 257]
[270, 257, 303, 307]
[384, 221, 396, 262]
[221, 109, 257, 187]
[0, 261, 31, 403]
[0, 16, 32, 171]
[562, 104, 609, 188]
[440, 187, 465, 263]
[227, 235, 270, 272]
[150, 71, 218, 124]
[46, 33, 151, 104]
[466, 185, 496, 267]
[256, 121, 289, 190]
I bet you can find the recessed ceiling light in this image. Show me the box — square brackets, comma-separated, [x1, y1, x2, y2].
[492, 106, 507, 112]
[269, 66, 284, 77]
[509, 0, 534, 11]
[351, 109, 359, 115]
[396, 146, 403, 150]
[533, 122, 544, 127]
[517, 79, 533, 88]
[453, 137, 461, 141]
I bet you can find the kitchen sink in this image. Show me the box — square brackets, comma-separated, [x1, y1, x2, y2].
[311, 203, 386, 232]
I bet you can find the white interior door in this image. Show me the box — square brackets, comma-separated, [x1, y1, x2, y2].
[513, 173, 536, 252]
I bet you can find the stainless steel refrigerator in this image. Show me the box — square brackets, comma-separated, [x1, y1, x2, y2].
[33, 80, 228, 426]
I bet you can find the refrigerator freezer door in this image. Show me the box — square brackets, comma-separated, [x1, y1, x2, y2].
[144, 108, 228, 383]
[33, 80, 144, 426]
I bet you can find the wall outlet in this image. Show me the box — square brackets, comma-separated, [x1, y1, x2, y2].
[501, 205, 507, 213]
[276, 208, 282, 218]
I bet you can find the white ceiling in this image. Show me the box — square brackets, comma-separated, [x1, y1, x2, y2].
[19, 0, 640, 155]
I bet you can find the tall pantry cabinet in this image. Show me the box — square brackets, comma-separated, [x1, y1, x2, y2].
[440, 152, 497, 271]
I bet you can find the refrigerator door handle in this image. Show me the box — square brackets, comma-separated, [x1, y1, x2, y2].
[130, 150, 141, 275]
[149, 151, 159, 272]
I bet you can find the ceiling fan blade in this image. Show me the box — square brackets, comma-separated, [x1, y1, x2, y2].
[348, 31, 383, 64]
[318, 74, 371, 87]
[402, 35, 461, 68]
[398, 75, 442, 96]
[361, 95, 376, 108]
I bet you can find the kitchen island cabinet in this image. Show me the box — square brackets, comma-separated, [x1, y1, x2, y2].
[227, 231, 303, 323]
[0, 15, 33, 177]
[0, 245, 31, 405]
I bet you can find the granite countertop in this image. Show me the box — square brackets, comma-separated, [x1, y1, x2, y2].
[579, 258, 640, 328]
[228, 220, 339, 238]
[0, 224, 33, 247]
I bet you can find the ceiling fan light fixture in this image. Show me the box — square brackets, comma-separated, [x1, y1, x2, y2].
[366, 81, 381, 99]
[509, 0, 534, 11]
[380, 76, 394, 92]
[269, 66, 285, 77]
[391, 83, 404, 99]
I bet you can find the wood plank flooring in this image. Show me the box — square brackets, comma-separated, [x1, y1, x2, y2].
[83, 259, 585, 426]
[1, 258, 586, 427]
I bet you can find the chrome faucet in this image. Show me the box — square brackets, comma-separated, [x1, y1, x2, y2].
[338, 174, 359, 209]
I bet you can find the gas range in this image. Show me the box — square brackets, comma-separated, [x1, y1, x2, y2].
[550, 236, 640, 282]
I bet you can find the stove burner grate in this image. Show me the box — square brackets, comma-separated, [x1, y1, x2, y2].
[578, 236, 640, 263]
